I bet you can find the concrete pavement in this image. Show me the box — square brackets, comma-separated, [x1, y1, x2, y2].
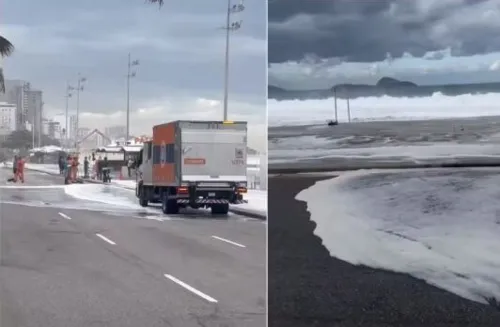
[0, 170, 266, 327]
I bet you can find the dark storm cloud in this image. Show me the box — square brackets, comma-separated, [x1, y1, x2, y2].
[268, 0, 500, 63]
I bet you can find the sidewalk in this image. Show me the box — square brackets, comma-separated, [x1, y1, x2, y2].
[8, 163, 267, 219]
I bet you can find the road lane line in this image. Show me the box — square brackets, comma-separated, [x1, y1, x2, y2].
[163, 274, 218, 303]
[211, 235, 246, 248]
[95, 233, 116, 245]
[58, 212, 72, 220]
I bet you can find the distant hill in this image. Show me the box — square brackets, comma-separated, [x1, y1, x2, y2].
[268, 77, 500, 100]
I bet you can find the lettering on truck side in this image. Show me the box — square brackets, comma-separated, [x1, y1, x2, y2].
[232, 159, 245, 165]
[184, 158, 206, 165]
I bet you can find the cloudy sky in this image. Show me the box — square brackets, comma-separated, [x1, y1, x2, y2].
[1, 0, 266, 151]
[268, 0, 500, 90]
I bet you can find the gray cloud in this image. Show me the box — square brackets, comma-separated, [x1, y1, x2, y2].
[269, 0, 500, 63]
[2, 0, 266, 118]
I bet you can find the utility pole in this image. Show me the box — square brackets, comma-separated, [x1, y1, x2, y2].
[333, 86, 338, 122]
[65, 82, 74, 150]
[126, 53, 139, 144]
[38, 101, 43, 147]
[347, 95, 351, 122]
[75, 74, 86, 149]
[31, 110, 35, 150]
[222, 0, 245, 121]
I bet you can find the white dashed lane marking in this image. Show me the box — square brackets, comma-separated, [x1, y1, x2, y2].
[58, 212, 72, 220]
[211, 235, 246, 248]
[95, 233, 116, 245]
[164, 274, 218, 303]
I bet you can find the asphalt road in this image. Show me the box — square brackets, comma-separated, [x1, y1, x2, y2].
[0, 170, 266, 327]
[268, 174, 500, 327]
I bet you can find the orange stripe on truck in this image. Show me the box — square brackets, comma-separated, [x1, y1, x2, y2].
[153, 163, 175, 183]
[153, 123, 175, 145]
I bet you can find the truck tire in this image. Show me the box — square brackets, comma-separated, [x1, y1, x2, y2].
[211, 203, 229, 215]
[162, 196, 179, 215]
[138, 184, 148, 207]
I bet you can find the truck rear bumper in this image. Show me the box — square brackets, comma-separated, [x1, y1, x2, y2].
[177, 199, 247, 204]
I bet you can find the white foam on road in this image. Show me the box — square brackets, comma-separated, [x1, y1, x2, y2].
[269, 92, 500, 126]
[270, 142, 500, 163]
[297, 168, 500, 305]
[64, 184, 155, 212]
[0, 185, 66, 189]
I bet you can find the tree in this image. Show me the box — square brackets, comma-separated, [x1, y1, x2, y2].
[146, 0, 164, 7]
[0, 35, 14, 93]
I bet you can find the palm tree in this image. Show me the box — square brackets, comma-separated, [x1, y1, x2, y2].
[146, 0, 164, 7]
[0, 35, 14, 93]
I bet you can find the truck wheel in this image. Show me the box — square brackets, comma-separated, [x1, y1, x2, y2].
[211, 203, 229, 215]
[162, 196, 179, 215]
[138, 185, 148, 207]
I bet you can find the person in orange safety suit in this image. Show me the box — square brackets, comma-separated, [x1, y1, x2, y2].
[14, 156, 26, 183]
[66, 156, 74, 183]
[71, 155, 79, 182]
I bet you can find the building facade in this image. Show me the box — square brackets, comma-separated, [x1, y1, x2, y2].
[105, 125, 126, 140]
[0, 102, 17, 136]
[26, 90, 43, 138]
[43, 119, 61, 139]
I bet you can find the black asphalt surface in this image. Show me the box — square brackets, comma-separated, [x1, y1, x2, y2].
[0, 170, 266, 327]
[268, 174, 500, 327]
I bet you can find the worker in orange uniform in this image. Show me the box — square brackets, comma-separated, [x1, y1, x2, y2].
[15, 156, 26, 183]
[66, 155, 73, 183]
[71, 155, 79, 182]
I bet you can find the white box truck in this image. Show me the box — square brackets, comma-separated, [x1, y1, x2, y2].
[135, 120, 248, 215]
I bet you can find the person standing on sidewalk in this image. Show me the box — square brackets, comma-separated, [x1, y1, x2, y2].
[58, 155, 65, 175]
[127, 157, 134, 178]
[83, 156, 89, 178]
[12, 155, 18, 176]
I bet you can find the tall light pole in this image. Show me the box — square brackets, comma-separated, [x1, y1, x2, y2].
[126, 53, 139, 144]
[38, 101, 44, 148]
[65, 82, 74, 149]
[75, 73, 86, 149]
[222, 0, 245, 121]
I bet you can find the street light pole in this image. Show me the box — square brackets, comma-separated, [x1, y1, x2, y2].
[32, 110, 35, 150]
[65, 82, 74, 150]
[75, 74, 86, 149]
[222, 0, 245, 121]
[126, 53, 139, 144]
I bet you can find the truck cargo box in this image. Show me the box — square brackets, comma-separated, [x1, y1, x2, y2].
[146, 120, 248, 186]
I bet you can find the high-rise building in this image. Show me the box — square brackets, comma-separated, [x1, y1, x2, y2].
[0, 80, 45, 132]
[0, 80, 29, 130]
[43, 119, 61, 139]
[26, 90, 43, 138]
[0, 102, 17, 135]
